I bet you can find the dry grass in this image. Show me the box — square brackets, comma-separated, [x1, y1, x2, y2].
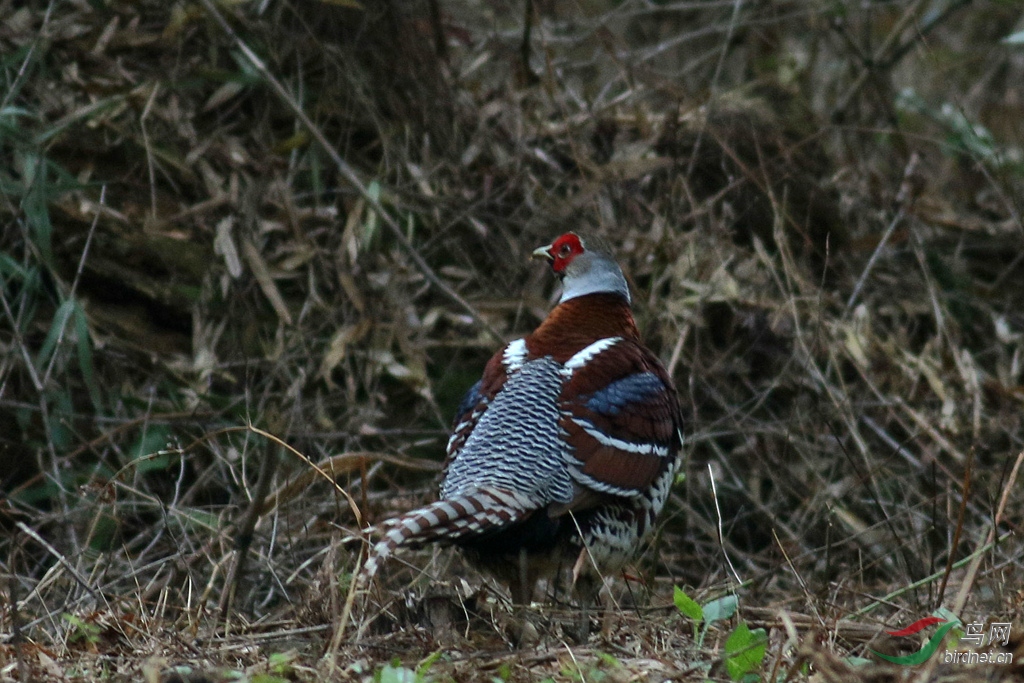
[2, 1, 1024, 681]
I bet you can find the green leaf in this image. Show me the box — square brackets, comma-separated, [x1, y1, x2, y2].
[673, 586, 703, 623]
[35, 298, 76, 372]
[0, 102, 37, 122]
[63, 613, 102, 644]
[87, 511, 119, 552]
[0, 264, 40, 336]
[0, 252, 29, 280]
[129, 425, 172, 472]
[33, 96, 125, 145]
[267, 652, 295, 672]
[492, 662, 512, 682]
[20, 154, 52, 262]
[72, 301, 103, 411]
[11, 480, 64, 506]
[416, 650, 443, 678]
[377, 664, 419, 683]
[47, 388, 74, 451]
[724, 622, 767, 681]
[702, 594, 738, 625]
[172, 508, 220, 533]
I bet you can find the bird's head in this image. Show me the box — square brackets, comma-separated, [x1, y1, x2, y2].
[532, 232, 586, 274]
[532, 232, 630, 304]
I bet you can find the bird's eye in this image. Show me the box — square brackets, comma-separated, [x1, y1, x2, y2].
[559, 244, 572, 257]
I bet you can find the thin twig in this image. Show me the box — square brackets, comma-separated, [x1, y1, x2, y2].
[883, 0, 974, 69]
[850, 531, 1013, 619]
[41, 185, 103, 389]
[219, 436, 280, 622]
[0, 0, 58, 111]
[846, 153, 919, 314]
[684, 0, 744, 184]
[936, 448, 972, 604]
[950, 448, 1023, 616]
[831, 0, 930, 121]
[8, 560, 31, 683]
[15, 522, 106, 606]
[771, 529, 822, 627]
[708, 463, 741, 586]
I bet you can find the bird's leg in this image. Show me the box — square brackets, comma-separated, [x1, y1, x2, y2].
[568, 544, 593, 642]
[501, 548, 541, 645]
[571, 572, 601, 643]
[517, 547, 533, 605]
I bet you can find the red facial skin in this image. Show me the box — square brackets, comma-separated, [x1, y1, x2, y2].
[546, 233, 585, 273]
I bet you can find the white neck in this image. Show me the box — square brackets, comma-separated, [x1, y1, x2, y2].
[559, 252, 631, 305]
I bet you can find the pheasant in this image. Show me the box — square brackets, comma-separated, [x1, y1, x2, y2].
[358, 232, 683, 629]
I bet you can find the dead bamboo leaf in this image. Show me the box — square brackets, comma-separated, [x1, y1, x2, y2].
[319, 320, 371, 387]
[214, 216, 242, 278]
[242, 239, 292, 325]
[204, 81, 245, 112]
[337, 271, 367, 313]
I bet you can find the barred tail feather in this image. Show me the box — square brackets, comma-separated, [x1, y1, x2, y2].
[356, 488, 536, 587]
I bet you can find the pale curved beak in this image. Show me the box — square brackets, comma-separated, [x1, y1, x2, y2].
[532, 244, 554, 260]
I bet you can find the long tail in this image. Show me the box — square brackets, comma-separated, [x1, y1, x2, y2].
[356, 487, 535, 588]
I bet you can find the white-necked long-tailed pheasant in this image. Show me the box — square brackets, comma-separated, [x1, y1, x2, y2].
[359, 232, 683, 617]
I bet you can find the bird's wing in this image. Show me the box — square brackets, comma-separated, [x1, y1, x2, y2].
[558, 338, 681, 500]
